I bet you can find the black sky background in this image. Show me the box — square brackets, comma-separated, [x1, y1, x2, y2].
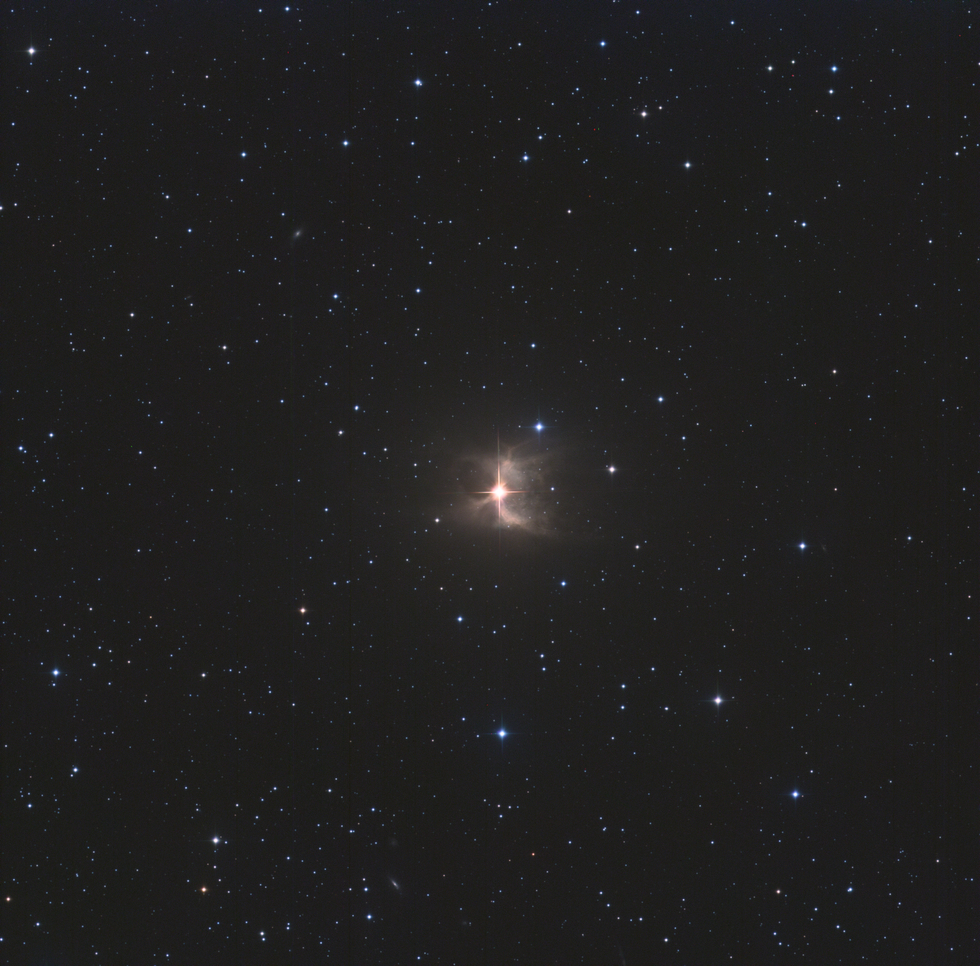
[3, 2, 975, 963]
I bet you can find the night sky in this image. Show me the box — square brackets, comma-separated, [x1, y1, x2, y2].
[3, 2, 975, 963]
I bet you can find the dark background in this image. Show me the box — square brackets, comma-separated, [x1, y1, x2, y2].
[3, 2, 974, 963]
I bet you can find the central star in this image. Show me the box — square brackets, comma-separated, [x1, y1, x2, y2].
[492, 484, 508, 500]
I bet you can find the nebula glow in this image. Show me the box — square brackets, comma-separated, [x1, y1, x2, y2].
[448, 435, 566, 538]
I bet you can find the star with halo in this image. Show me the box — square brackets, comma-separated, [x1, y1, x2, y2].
[474, 433, 524, 520]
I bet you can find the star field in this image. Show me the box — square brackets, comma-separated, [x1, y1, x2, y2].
[2, 2, 974, 964]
